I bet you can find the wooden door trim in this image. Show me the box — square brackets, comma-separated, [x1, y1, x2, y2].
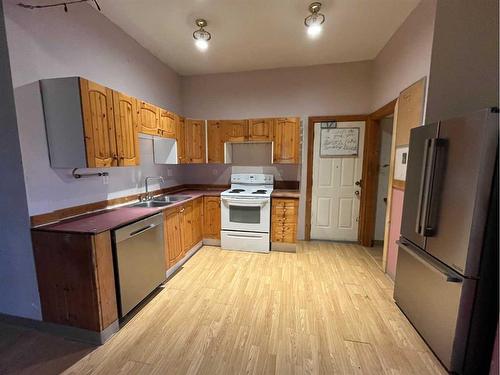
[358, 99, 397, 247]
[304, 114, 368, 241]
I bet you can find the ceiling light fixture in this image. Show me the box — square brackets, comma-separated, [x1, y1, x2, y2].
[193, 19, 211, 51]
[304, 2, 325, 38]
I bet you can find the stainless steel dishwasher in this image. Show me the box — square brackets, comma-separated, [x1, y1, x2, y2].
[112, 213, 166, 317]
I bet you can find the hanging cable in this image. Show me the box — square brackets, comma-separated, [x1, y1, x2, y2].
[18, 0, 101, 12]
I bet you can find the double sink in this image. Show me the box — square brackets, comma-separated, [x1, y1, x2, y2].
[130, 195, 192, 208]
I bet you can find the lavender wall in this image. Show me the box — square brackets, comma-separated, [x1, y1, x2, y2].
[371, 0, 436, 112]
[0, 1, 41, 320]
[3, 0, 184, 215]
[425, 0, 499, 123]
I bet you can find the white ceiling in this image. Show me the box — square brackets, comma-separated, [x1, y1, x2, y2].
[98, 0, 420, 76]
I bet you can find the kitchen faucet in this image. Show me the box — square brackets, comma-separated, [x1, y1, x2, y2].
[143, 176, 165, 201]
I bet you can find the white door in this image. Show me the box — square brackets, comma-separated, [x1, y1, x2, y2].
[311, 121, 365, 241]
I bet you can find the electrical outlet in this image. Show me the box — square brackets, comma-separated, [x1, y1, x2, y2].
[167, 168, 173, 177]
[102, 174, 109, 185]
[212, 168, 218, 175]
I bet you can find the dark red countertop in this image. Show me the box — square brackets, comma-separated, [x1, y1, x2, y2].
[33, 189, 225, 235]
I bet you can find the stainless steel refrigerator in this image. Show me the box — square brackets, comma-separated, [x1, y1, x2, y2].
[394, 108, 498, 374]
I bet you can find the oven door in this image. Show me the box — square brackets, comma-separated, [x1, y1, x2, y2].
[221, 196, 270, 233]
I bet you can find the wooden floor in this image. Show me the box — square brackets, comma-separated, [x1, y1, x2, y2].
[0, 242, 446, 375]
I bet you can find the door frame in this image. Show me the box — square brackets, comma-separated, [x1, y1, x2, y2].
[305, 114, 368, 241]
[305, 101, 396, 244]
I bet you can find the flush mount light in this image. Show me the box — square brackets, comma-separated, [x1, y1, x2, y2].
[304, 2, 325, 38]
[193, 19, 211, 51]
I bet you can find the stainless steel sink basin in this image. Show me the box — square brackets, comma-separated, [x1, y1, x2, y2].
[152, 195, 192, 203]
[130, 201, 173, 208]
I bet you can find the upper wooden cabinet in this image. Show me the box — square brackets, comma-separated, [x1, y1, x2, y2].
[138, 101, 160, 136]
[176, 116, 186, 164]
[223, 120, 248, 142]
[40, 77, 141, 168]
[159, 110, 177, 139]
[184, 119, 206, 164]
[207, 120, 225, 163]
[112, 91, 140, 166]
[248, 118, 273, 141]
[80, 79, 118, 167]
[273, 117, 301, 164]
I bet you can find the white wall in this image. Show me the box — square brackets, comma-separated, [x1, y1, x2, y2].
[3, 0, 184, 215]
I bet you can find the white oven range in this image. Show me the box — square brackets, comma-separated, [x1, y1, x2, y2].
[220, 173, 274, 253]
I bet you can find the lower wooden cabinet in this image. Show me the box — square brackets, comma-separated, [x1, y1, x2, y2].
[271, 198, 299, 243]
[31, 230, 118, 332]
[164, 198, 204, 270]
[164, 206, 184, 270]
[203, 196, 221, 239]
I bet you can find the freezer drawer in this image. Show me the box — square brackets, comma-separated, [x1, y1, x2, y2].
[394, 240, 476, 373]
[221, 230, 270, 253]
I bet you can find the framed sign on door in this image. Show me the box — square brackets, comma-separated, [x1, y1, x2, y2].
[319, 125, 360, 157]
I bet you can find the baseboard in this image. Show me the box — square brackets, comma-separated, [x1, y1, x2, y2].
[166, 241, 203, 278]
[0, 312, 118, 346]
[203, 238, 221, 246]
[271, 242, 297, 253]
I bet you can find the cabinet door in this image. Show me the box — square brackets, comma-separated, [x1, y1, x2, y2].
[160, 110, 176, 139]
[248, 118, 273, 141]
[112, 91, 140, 166]
[192, 198, 203, 245]
[176, 116, 186, 163]
[164, 208, 183, 270]
[203, 196, 221, 239]
[223, 120, 248, 142]
[80, 78, 118, 167]
[180, 202, 194, 253]
[207, 120, 225, 163]
[273, 117, 300, 164]
[185, 119, 206, 163]
[138, 101, 160, 136]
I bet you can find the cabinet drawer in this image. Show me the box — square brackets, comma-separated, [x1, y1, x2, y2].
[272, 224, 297, 243]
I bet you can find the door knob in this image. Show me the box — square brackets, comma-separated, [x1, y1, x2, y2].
[354, 190, 360, 196]
[355, 180, 361, 186]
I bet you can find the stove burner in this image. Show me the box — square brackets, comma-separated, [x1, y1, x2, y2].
[252, 190, 267, 194]
[229, 189, 245, 193]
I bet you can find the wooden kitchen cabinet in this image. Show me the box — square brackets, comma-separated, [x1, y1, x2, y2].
[31, 230, 118, 332]
[159, 110, 177, 139]
[112, 91, 140, 166]
[180, 201, 194, 254]
[223, 120, 248, 142]
[203, 196, 221, 239]
[164, 207, 184, 270]
[192, 197, 203, 245]
[273, 117, 301, 164]
[138, 100, 160, 136]
[207, 120, 225, 163]
[248, 118, 273, 141]
[271, 198, 298, 243]
[176, 116, 186, 163]
[80, 79, 118, 167]
[185, 119, 206, 163]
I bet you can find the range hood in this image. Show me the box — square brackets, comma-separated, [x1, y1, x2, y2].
[224, 141, 273, 165]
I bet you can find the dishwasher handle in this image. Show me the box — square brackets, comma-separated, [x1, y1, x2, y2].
[113, 213, 164, 243]
[128, 224, 155, 238]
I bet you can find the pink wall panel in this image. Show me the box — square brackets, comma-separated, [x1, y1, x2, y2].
[386, 188, 404, 280]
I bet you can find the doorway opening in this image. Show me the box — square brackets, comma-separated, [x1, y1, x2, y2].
[366, 115, 393, 267]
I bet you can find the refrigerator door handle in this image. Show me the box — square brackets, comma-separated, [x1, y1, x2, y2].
[421, 138, 439, 236]
[415, 139, 431, 235]
[397, 240, 463, 283]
